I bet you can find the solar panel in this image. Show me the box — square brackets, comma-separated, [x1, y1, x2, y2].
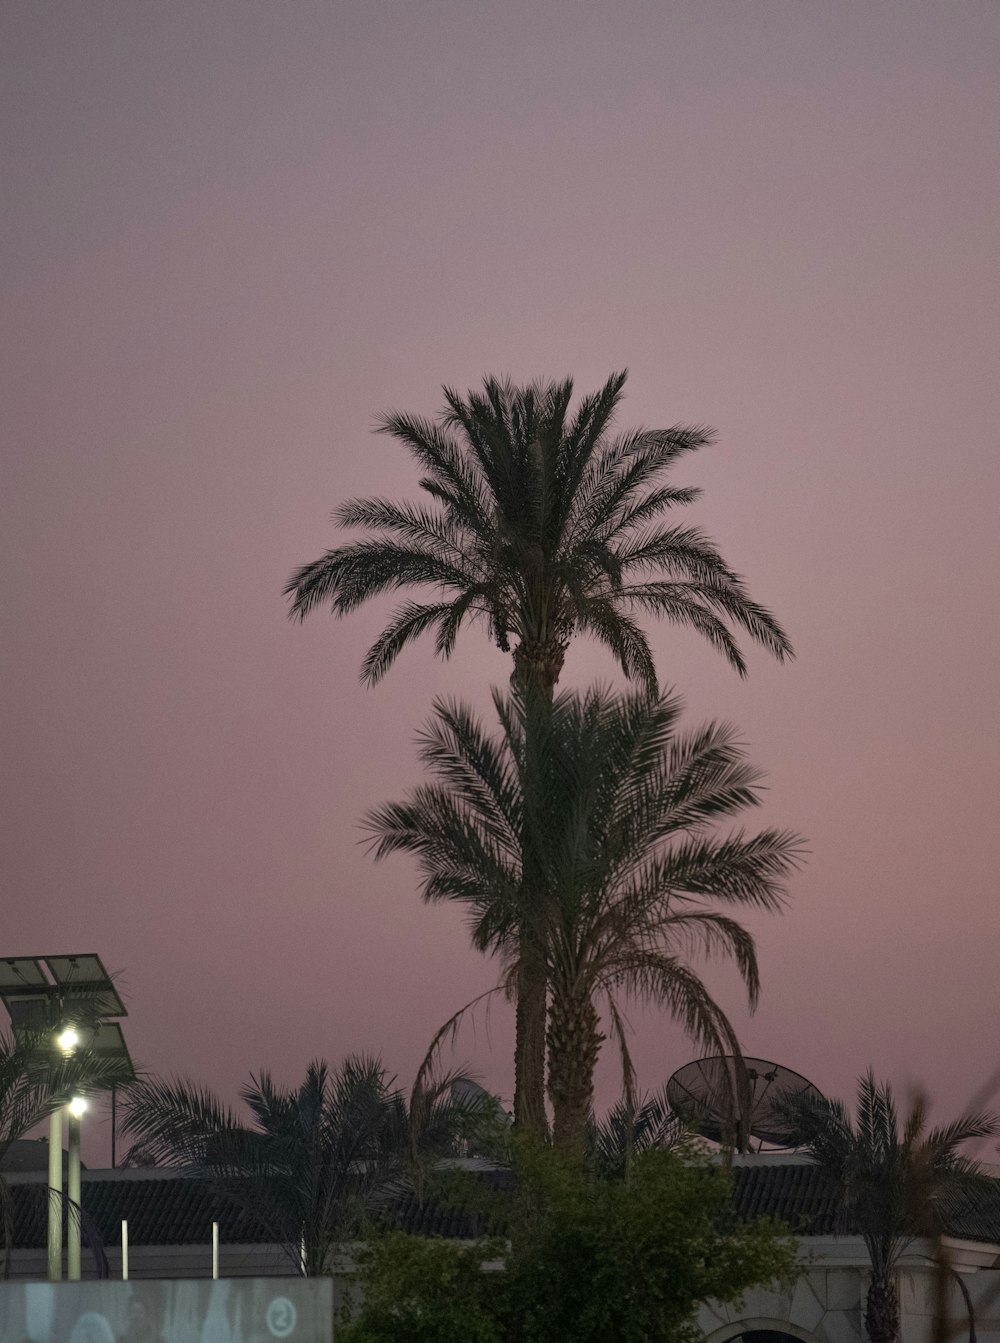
[42, 955, 127, 1017]
[4, 996, 50, 1032]
[0, 950, 130, 1066]
[0, 957, 47, 989]
[89, 1022, 135, 1079]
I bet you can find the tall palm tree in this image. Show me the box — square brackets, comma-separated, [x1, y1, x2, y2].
[366, 684, 800, 1157]
[120, 1056, 482, 1276]
[784, 1072, 999, 1343]
[286, 372, 793, 1133]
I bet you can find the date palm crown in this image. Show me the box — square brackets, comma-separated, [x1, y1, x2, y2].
[285, 372, 792, 691]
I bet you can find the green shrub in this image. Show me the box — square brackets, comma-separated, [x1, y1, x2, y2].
[337, 1232, 505, 1343]
[340, 1147, 796, 1343]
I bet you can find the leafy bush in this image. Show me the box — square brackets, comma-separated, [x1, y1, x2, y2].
[338, 1232, 505, 1343]
[339, 1146, 796, 1343]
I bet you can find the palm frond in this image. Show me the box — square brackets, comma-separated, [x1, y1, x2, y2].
[121, 1052, 478, 1276]
[782, 1071, 1000, 1277]
[287, 374, 792, 685]
[574, 598, 658, 692]
[592, 1079, 689, 1178]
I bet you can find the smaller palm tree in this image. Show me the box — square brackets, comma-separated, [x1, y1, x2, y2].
[784, 1072, 999, 1343]
[366, 684, 801, 1156]
[590, 1082, 689, 1178]
[121, 1056, 482, 1276]
[0, 1032, 65, 1168]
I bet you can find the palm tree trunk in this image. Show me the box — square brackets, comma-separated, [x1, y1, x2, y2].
[547, 988, 604, 1157]
[865, 1271, 901, 1343]
[510, 641, 563, 1138]
[514, 937, 548, 1135]
[512, 635, 566, 692]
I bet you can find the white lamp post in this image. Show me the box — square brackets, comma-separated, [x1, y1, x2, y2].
[48, 1023, 84, 1282]
[47, 1105, 62, 1282]
[67, 1095, 87, 1281]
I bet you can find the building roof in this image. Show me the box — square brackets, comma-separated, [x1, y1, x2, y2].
[729, 1159, 1000, 1243]
[7, 1157, 1000, 1250]
[8, 1171, 271, 1249]
[730, 1159, 844, 1234]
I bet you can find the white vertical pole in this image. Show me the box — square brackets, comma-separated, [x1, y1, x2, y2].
[67, 1110, 82, 1281]
[47, 1108, 63, 1282]
[212, 1221, 219, 1280]
[299, 1232, 307, 1277]
[121, 1220, 129, 1280]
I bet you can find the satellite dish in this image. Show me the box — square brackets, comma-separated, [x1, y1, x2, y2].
[449, 1079, 512, 1125]
[450, 1078, 490, 1104]
[666, 1055, 823, 1151]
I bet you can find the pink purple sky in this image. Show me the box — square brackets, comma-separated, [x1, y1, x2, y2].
[3, 1, 999, 1163]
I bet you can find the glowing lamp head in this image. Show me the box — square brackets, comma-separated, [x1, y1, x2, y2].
[68, 1096, 88, 1120]
[56, 1026, 80, 1055]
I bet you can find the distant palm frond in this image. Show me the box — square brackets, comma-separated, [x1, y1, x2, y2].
[120, 1053, 486, 1276]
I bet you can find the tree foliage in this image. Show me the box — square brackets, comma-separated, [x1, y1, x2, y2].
[120, 1056, 485, 1276]
[338, 1233, 506, 1343]
[339, 1146, 797, 1343]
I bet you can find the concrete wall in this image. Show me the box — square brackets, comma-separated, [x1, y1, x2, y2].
[699, 1265, 865, 1343]
[698, 1239, 1000, 1343]
[899, 1264, 1000, 1343]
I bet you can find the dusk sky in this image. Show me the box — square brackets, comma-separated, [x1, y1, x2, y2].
[3, 0, 998, 1162]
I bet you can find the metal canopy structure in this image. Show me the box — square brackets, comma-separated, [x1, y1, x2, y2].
[0, 952, 134, 1088]
[0, 957, 48, 988]
[0, 954, 127, 1034]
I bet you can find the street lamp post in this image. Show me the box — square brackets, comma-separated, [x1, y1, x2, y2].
[0, 954, 133, 1283]
[45, 1023, 83, 1282]
[47, 1105, 62, 1281]
[67, 1096, 87, 1281]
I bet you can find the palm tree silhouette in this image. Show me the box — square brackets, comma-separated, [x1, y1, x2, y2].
[120, 1055, 483, 1275]
[287, 372, 793, 1132]
[784, 1072, 999, 1343]
[366, 684, 799, 1156]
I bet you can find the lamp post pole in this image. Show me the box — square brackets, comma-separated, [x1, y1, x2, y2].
[47, 1107, 63, 1281]
[48, 1024, 80, 1282]
[67, 1098, 85, 1281]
